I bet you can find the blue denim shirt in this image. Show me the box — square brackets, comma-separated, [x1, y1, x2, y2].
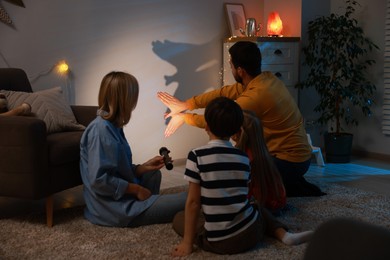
[80, 114, 158, 227]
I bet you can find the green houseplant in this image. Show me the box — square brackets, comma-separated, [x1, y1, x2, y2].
[297, 0, 379, 162]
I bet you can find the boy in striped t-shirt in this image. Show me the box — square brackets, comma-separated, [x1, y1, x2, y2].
[171, 97, 313, 256]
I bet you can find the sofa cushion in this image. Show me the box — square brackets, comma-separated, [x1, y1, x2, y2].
[0, 86, 85, 133]
[47, 131, 83, 166]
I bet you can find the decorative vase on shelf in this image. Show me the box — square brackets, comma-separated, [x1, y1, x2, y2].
[239, 18, 262, 37]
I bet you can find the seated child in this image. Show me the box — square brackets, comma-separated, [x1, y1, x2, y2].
[233, 110, 286, 215]
[171, 96, 313, 256]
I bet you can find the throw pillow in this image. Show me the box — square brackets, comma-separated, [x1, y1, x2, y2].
[0, 86, 85, 133]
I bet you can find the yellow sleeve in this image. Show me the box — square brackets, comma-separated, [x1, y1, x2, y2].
[186, 83, 244, 110]
[184, 83, 245, 128]
[183, 113, 206, 128]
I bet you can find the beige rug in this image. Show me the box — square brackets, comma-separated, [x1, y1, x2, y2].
[1, 183, 390, 260]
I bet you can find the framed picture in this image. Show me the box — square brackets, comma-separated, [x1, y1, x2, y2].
[224, 3, 246, 37]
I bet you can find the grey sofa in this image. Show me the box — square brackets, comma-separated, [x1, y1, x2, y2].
[0, 68, 97, 227]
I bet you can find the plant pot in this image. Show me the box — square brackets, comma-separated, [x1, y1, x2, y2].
[324, 132, 353, 163]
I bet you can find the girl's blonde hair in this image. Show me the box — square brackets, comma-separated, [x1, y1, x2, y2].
[235, 110, 285, 205]
[98, 71, 139, 128]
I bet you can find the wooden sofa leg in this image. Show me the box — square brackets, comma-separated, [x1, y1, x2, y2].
[46, 196, 53, 227]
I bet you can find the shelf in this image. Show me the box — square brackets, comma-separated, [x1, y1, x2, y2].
[224, 36, 300, 43]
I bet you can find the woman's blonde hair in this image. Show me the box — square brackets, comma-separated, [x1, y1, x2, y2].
[98, 71, 139, 128]
[235, 110, 285, 205]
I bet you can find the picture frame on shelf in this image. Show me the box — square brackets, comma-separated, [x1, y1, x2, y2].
[224, 3, 246, 37]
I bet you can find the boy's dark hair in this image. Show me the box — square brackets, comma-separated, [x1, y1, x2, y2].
[228, 41, 262, 77]
[205, 96, 243, 138]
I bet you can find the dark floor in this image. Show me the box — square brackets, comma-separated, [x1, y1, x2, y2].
[305, 156, 390, 196]
[1, 156, 390, 220]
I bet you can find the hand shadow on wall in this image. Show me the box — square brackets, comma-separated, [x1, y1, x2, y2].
[152, 38, 221, 124]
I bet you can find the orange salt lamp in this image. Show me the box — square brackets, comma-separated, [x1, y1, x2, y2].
[267, 12, 283, 36]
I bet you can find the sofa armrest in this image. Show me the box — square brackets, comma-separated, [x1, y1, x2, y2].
[0, 116, 49, 198]
[71, 105, 98, 127]
[0, 116, 47, 171]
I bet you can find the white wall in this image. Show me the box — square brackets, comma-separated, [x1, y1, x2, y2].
[299, 0, 330, 147]
[0, 0, 267, 163]
[2, 0, 387, 160]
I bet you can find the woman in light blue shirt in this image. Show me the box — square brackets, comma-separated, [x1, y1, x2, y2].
[80, 71, 186, 227]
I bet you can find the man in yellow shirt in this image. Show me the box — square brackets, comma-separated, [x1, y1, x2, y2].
[157, 41, 325, 197]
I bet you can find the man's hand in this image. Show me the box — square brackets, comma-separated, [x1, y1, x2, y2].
[171, 241, 193, 257]
[164, 113, 185, 137]
[157, 92, 188, 118]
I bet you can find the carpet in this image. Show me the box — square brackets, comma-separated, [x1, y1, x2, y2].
[1, 183, 390, 260]
[338, 174, 390, 196]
